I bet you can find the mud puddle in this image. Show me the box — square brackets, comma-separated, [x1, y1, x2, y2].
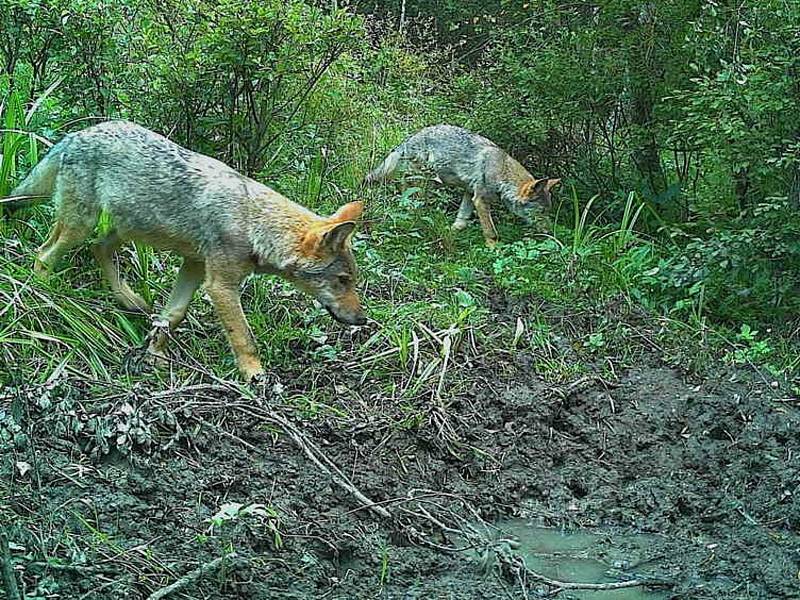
[4, 340, 799, 598]
[489, 521, 670, 599]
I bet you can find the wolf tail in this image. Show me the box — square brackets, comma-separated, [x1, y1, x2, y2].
[363, 148, 402, 186]
[3, 143, 64, 211]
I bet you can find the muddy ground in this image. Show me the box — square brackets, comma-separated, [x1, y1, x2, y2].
[2, 297, 799, 599]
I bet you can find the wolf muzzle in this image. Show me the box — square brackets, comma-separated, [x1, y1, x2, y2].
[325, 305, 367, 326]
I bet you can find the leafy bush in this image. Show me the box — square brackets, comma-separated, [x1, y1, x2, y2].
[1, 0, 798, 381]
[654, 200, 800, 323]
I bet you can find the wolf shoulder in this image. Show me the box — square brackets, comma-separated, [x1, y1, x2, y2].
[409, 124, 499, 153]
[59, 121, 247, 195]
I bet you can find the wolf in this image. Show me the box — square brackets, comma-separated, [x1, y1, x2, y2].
[364, 124, 560, 246]
[7, 120, 367, 381]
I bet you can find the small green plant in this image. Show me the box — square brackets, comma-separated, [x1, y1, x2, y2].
[730, 324, 774, 365]
[609, 191, 645, 255]
[378, 542, 390, 588]
[388, 324, 414, 367]
[583, 332, 606, 353]
[207, 502, 283, 550]
[571, 190, 599, 256]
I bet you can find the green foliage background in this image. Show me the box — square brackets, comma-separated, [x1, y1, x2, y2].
[1, 0, 798, 380]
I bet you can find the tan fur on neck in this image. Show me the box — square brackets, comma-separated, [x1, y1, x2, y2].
[516, 179, 537, 202]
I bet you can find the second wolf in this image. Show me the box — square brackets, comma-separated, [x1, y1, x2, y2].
[8, 121, 367, 381]
[364, 125, 560, 246]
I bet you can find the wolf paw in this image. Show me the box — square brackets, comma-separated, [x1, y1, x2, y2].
[122, 346, 156, 375]
[248, 371, 268, 386]
[144, 346, 170, 368]
[118, 288, 151, 314]
[241, 361, 267, 385]
[143, 320, 172, 367]
[247, 371, 273, 402]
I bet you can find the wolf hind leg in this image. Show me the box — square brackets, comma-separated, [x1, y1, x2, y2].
[91, 230, 150, 313]
[473, 191, 499, 247]
[146, 257, 205, 358]
[365, 149, 402, 185]
[36, 175, 99, 275]
[35, 220, 93, 276]
[36, 221, 64, 265]
[451, 189, 475, 231]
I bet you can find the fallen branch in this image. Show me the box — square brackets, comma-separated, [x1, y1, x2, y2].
[502, 550, 666, 593]
[29, 561, 119, 574]
[229, 397, 668, 596]
[550, 374, 618, 400]
[146, 553, 237, 600]
[0, 531, 21, 600]
[229, 404, 392, 519]
[275, 414, 392, 519]
[483, 529, 669, 594]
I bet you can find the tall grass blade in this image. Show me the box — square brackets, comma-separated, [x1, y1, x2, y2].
[25, 76, 64, 125]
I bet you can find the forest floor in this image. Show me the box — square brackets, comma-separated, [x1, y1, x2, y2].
[4, 288, 798, 600]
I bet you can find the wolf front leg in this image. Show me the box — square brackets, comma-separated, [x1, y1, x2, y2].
[451, 190, 475, 231]
[204, 263, 264, 381]
[472, 191, 499, 247]
[147, 258, 205, 358]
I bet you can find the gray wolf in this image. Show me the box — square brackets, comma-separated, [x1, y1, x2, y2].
[364, 124, 560, 246]
[7, 120, 367, 381]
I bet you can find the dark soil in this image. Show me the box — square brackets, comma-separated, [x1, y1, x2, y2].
[3, 303, 799, 599]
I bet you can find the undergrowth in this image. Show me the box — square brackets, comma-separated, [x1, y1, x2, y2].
[0, 82, 797, 398]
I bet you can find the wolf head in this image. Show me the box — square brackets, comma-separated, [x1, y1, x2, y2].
[290, 201, 367, 326]
[512, 178, 561, 223]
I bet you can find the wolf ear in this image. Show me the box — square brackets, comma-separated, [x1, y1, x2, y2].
[532, 179, 549, 195]
[330, 201, 364, 223]
[320, 221, 357, 252]
[301, 220, 357, 257]
[545, 178, 561, 191]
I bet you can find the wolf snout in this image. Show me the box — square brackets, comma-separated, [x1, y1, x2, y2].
[349, 313, 368, 326]
[325, 305, 367, 326]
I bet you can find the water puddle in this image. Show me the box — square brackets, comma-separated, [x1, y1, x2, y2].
[469, 520, 670, 599]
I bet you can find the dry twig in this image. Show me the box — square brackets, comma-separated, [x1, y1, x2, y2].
[146, 553, 237, 600]
[228, 403, 392, 519]
[0, 531, 22, 600]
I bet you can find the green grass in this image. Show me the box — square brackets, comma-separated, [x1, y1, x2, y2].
[1, 86, 797, 398]
[3, 184, 795, 389]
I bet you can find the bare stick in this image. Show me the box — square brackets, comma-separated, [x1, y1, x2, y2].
[502, 550, 661, 592]
[538, 572, 664, 592]
[0, 531, 21, 600]
[230, 404, 391, 519]
[493, 536, 667, 593]
[280, 420, 392, 519]
[550, 374, 618, 400]
[146, 553, 236, 600]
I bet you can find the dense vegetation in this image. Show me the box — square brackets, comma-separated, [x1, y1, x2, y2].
[2, 3, 800, 599]
[1, 0, 798, 379]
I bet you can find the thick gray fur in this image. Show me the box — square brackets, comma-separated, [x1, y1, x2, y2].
[11, 120, 315, 266]
[8, 120, 366, 380]
[364, 124, 553, 225]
